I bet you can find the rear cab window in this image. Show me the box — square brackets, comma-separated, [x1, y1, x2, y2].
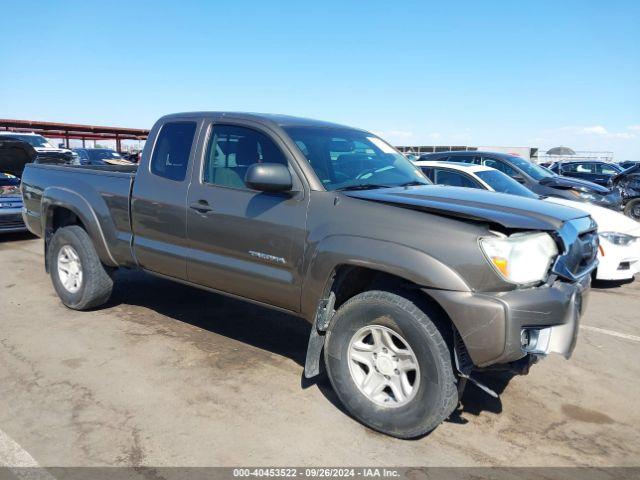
[150, 122, 198, 181]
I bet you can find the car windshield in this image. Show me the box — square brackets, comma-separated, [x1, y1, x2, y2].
[85, 149, 123, 162]
[506, 155, 554, 181]
[8, 134, 53, 148]
[475, 169, 538, 199]
[283, 126, 430, 190]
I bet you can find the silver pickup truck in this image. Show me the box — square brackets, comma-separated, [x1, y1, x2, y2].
[21, 112, 597, 438]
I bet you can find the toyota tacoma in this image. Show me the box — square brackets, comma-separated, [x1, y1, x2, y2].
[21, 112, 598, 438]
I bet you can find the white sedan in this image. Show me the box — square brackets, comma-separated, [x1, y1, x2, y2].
[416, 160, 640, 281]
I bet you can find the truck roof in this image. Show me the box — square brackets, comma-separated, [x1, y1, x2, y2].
[159, 112, 362, 131]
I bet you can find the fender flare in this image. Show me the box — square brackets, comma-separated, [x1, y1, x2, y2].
[41, 187, 118, 268]
[301, 235, 470, 378]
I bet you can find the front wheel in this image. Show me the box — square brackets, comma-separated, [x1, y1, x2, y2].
[624, 199, 640, 221]
[48, 225, 114, 310]
[324, 290, 458, 439]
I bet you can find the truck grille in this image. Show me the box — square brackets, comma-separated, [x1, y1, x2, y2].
[552, 217, 599, 282]
[0, 213, 25, 230]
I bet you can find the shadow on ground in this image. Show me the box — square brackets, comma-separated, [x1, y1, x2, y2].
[104, 268, 514, 432]
[447, 370, 517, 426]
[592, 277, 635, 289]
[0, 231, 37, 243]
[105, 268, 354, 417]
[107, 269, 312, 367]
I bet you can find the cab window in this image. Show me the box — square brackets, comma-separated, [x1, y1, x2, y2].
[203, 125, 288, 189]
[150, 122, 197, 181]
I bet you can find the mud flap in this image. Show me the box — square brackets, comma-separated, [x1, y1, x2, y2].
[303, 292, 336, 378]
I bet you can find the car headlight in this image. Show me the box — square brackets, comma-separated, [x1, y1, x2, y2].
[569, 190, 599, 202]
[479, 232, 559, 285]
[600, 232, 637, 246]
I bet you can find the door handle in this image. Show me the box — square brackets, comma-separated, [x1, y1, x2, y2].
[189, 201, 214, 213]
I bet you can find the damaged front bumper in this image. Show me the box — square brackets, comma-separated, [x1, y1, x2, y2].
[424, 273, 591, 368]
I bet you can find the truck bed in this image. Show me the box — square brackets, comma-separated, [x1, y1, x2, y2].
[21, 163, 137, 266]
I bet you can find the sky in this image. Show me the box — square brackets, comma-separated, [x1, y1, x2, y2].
[2, 0, 639, 159]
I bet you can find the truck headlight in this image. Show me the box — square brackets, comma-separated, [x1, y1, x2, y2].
[480, 232, 558, 285]
[600, 232, 637, 246]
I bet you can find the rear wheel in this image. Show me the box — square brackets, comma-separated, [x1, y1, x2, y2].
[624, 199, 640, 221]
[324, 290, 458, 439]
[48, 225, 114, 310]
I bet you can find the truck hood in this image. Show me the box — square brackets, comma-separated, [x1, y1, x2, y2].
[342, 185, 590, 230]
[539, 175, 610, 194]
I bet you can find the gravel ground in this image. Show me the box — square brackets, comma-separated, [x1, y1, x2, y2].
[1, 232, 639, 467]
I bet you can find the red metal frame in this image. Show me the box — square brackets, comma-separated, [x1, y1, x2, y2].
[0, 119, 149, 151]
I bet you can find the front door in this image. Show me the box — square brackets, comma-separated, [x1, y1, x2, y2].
[186, 123, 308, 312]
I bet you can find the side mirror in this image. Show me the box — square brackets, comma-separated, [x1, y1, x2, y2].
[512, 174, 526, 184]
[245, 163, 292, 193]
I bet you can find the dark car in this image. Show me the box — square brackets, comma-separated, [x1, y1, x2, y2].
[419, 151, 622, 210]
[619, 161, 640, 170]
[610, 164, 640, 220]
[0, 138, 72, 178]
[0, 172, 26, 232]
[73, 148, 134, 166]
[548, 161, 624, 187]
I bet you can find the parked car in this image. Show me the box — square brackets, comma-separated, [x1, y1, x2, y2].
[419, 151, 622, 210]
[0, 172, 26, 233]
[619, 161, 640, 170]
[610, 164, 640, 220]
[548, 161, 624, 187]
[417, 161, 640, 281]
[0, 132, 74, 164]
[21, 112, 598, 439]
[121, 150, 142, 163]
[73, 148, 135, 166]
[0, 137, 71, 177]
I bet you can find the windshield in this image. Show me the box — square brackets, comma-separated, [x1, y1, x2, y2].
[475, 170, 538, 199]
[85, 149, 123, 163]
[506, 155, 554, 181]
[8, 134, 53, 148]
[283, 127, 430, 190]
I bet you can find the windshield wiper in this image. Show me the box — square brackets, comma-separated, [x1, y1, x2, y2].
[337, 184, 393, 191]
[397, 180, 429, 187]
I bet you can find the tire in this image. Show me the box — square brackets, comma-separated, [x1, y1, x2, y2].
[324, 290, 458, 439]
[47, 225, 114, 310]
[623, 199, 640, 221]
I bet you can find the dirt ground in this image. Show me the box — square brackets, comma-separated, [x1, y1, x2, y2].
[1, 232, 639, 467]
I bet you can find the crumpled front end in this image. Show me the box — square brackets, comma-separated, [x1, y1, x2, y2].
[425, 217, 598, 368]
